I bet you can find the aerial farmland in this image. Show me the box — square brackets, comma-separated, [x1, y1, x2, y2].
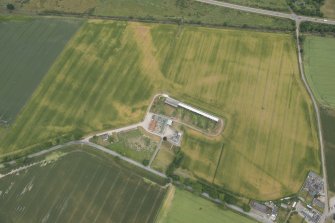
[0, 0, 334, 221]
[0, 20, 320, 200]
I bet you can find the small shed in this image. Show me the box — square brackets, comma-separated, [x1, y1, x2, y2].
[167, 119, 173, 126]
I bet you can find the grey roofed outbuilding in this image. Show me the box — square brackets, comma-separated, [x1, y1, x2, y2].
[165, 97, 180, 108]
[250, 201, 272, 215]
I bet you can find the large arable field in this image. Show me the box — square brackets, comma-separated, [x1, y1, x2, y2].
[0, 17, 81, 123]
[158, 187, 256, 223]
[0, 20, 320, 199]
[0, 0, 294, 30]
[304, 36, 335, 108]
[0, 146, 166, 223]
[320, 108, 335, 192]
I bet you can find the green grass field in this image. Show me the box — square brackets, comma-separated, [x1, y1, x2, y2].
[0, 20, 320, 199]
[304, 36, 335, 108]
[221, 0, 289, 11]
[0, 17, 81, 123]
[320, 108, 335, 192]
[158, 188, 256, 223]
[0, 146, 166, 223]
[2, 0, 294, 31]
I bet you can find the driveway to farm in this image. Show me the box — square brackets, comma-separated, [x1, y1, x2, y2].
[195, 0, 335, 25]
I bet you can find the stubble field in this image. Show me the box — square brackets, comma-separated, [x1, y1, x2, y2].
[0, 146, 166, 223]
[0, 20, 320, 199]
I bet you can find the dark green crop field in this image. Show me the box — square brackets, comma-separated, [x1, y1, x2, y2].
[0, 146, 166, 223]
[0, 17, 81, 123]
[320, 107, 335, 192]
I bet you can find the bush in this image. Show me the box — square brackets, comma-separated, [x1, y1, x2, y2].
[242, 203, 251, 212]
[6, 3, 14, 10]
[287, 0, 325, 17]
[224, 194, 238, 205]
[171, 174, 180, 181]
[142, 159, 150, 166]
[192, 182, 203, 194]
[301, 21, 335, 34]
[218, 193, 225, 201]
[166, 150, 184, 177]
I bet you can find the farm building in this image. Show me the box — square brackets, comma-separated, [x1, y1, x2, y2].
[164, 96, 219, 122]
[165, 98, 180, 108]
[101, 133, 109, 141]
[303, 172, 324, 197]
[250, 201, 272, 215]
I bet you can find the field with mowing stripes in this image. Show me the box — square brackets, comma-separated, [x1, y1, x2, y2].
[0, 20, 320, 199]
[0, 17, 81, 123]
[0, 146, 166, 223]
[158, 188, 256, 223]
[304, 36, 335, 108]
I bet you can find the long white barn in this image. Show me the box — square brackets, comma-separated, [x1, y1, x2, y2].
[164, 96, 219, 122]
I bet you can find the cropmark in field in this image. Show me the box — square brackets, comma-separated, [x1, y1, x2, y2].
[0, 20, 320, 200]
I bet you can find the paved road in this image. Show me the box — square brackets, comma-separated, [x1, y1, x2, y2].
[195, 0, 335, 25]
[295, 23, 329, 220]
